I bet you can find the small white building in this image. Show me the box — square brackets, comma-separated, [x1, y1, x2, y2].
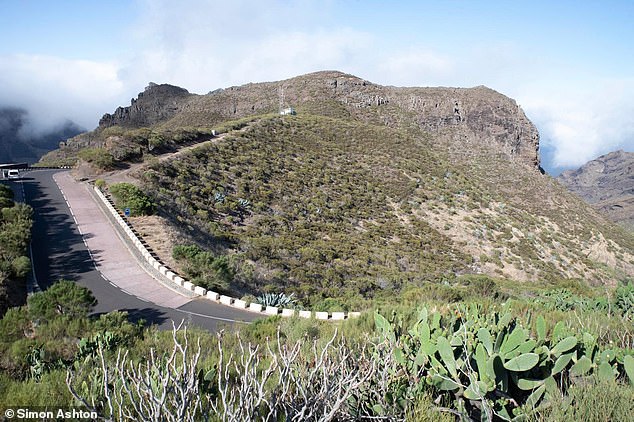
[280, 107, 296, 116]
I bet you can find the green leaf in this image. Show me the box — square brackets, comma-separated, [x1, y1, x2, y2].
[552, 321, 567, 342]
[394, 347, 406, 366]
[372, 404, 385, 416]
[437, 336, 457, 379]
[418, 321, 431, 342]
[570, 355, 592, 376]
[475, 344, 489, 383]
[517, 339, 537, 355]
[600, 349, 615, 363]
[415, 348, 428, 367]
[516, 377, 546, 391]
[477, 328, 493, 355]
[551, 336, 577, 357]
[623, 355, 634, 386]
[498, 312, 512, 329]
[494, 329, 506, 353]
[535, 315, 546, 342]
[552, 352, 574, 375]
[449, 335, 463, 347]
[500, 326, 527, 356]
[431, 313, 441, 330]
[417, 307, 428, 324]
[598, 361, 614, 381]
[374, 312, 395, 343]
[544, 376, 558, 397]
[504, 353, 539, 372]
[463, 381, 487, 400]
[582, 332, 595, 346]
[525, 384, 546, 408]
[489, 354, 508, 392]
[430, 374, 460, 391]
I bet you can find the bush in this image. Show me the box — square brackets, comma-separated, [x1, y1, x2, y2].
[109, 183, 154, 216]
[27, 280, 97, 323]
[10, 256, 30, 278]
[94, 179, 106, 190]
[539, 376, 634, 421]
[172, 244, 234, 292]
[77, 148, 114, 170]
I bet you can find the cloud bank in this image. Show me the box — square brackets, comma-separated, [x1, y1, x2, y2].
[0, 0, 631, 172]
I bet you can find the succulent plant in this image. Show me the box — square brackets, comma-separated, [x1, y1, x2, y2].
[375, 305, 634, 420]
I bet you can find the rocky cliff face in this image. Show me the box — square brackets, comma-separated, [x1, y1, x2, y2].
[93, 71, 540, 169]
[99, 83, 191, 128]
[557, 150, 634, 230]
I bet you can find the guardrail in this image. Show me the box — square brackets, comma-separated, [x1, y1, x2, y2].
[93, 186, 361, 320]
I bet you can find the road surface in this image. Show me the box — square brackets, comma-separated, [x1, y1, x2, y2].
[18, 169, 260, 331]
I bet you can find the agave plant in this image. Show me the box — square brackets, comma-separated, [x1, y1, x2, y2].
[256, 292, 296, 308]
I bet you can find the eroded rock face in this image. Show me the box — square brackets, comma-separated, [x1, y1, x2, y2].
[92, 71, 540, 169]
[557, 150, 634, 230]
[99, 83, 191, 128]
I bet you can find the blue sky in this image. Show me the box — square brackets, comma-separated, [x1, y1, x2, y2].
[1, 0, 633, 173]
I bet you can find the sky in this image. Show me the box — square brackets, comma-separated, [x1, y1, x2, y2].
[1, 0, 633, 174]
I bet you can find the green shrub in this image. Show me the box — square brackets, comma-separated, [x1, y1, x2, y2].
[172, 244, 234, 292]
[77, 148, 114, 169]
[538, 376, 634, 421]
[27, 280, 96, 323]
[109, 182, 154, 216]
[94, 179, 106, 190]
[0, 184, 14, 200]
[11, 256, 30, 278]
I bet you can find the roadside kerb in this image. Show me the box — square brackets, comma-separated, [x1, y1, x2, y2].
[93, 185, 361, 321]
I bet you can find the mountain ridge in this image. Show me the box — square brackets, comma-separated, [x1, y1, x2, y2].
[39, 71, 634, 305]
[92, 71, 540, 169]
[557, 150, 634, 230]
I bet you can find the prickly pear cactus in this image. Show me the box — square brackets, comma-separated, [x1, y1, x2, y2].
[375, 305, 634, 420]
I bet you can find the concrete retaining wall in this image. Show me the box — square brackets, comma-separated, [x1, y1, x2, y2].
[93, 185, 361, 321]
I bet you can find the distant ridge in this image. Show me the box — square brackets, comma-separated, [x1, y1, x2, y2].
[558, 150, 634, 230]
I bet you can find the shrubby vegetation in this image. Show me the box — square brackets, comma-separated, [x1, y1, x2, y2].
[141, 113, 634, 309]
[77, 147, 115, 170]
[109, 182, 155, 216]
[0, 183, 32, 317]
[146, 115, 471, 306]
[172, 244, 234, 292]
[0, 280, 143, 408]
[1, 269, 633, 420]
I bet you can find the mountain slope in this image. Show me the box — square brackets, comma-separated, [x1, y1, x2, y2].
[41, 72, 634, 305]
[557, 150, 634, 231]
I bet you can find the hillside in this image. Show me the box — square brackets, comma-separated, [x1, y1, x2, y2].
[557, 150, 634, 231]
[0, 107, 83, 164]
[41, 71, 634, 306]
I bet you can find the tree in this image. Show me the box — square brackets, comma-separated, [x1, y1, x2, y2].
[28, 280, 97, 323]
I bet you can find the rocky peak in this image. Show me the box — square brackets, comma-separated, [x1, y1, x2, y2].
[99, 83, 192, 129]
[92, 71, 539, 168]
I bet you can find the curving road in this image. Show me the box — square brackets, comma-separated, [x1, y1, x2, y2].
[19, 169, 260, 330]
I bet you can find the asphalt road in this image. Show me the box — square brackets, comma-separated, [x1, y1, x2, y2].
[18, 169, 260, 331]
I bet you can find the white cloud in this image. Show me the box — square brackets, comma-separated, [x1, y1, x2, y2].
[0, 54, 125, 130]
[1, 0, 631, 172]
[118, 0, 372, 93]
[521, 78, 634, 169]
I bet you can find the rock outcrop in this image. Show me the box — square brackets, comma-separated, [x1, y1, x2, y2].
[557, 150, 634, 230]
[93, 71, 540, 169]
[99, 83, 191, 128]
